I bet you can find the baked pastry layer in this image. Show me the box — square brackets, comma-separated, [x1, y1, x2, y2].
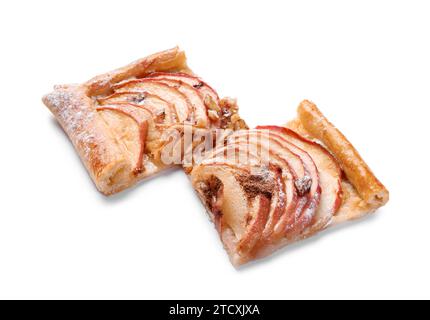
[189, 100, 389, 266]
[43, 48, 246, 195]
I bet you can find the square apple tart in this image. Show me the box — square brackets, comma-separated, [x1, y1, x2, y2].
[43, 48, 246, 195]
[189, 100, 389, 266]
[43, 48, 388, 267]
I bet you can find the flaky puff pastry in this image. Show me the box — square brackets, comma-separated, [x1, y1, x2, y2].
[43, 48, 245, 195]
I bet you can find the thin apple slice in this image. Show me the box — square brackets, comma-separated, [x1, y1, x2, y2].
[113, 80, 191, 122]
[237, 194, 271, 254]
[147, 72, 220, 104]
[96, 104, 148, 175]
[98, 91, 177, 124]
[257, 126, 343, 234]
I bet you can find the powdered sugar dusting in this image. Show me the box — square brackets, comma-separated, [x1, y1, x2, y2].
[45, 89, 97, 159]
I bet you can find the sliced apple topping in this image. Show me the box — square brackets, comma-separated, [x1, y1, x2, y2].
[257, 126, 343, 235]
[191, 163, 272, 256]
[190, 125, 343, 261]
[96, 104, 149, 175]
[144, 78, 209, 128]
[225, 130, 321, 240]
[113, 80, 192, 123]
[92, 66, 251, 213]
[147, 72, 220, 104]
[94, 71, 247, 180]
[147, 73, 247, 130]
[98, 92, 177, 124]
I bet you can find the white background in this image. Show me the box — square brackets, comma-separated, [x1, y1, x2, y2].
[0, 0, 429, 300]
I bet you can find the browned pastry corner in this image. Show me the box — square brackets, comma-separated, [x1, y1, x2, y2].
[188, 100, 389, 266]
[42, 47, 246, 195]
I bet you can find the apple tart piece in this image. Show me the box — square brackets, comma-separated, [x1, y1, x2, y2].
[43, 48, 245, 195]
[189, 100, 389, 266]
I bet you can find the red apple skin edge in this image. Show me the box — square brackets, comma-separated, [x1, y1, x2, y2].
[148, 72, 220, 101]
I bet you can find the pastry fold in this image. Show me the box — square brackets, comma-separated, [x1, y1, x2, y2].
[43, 85, 135, 194]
